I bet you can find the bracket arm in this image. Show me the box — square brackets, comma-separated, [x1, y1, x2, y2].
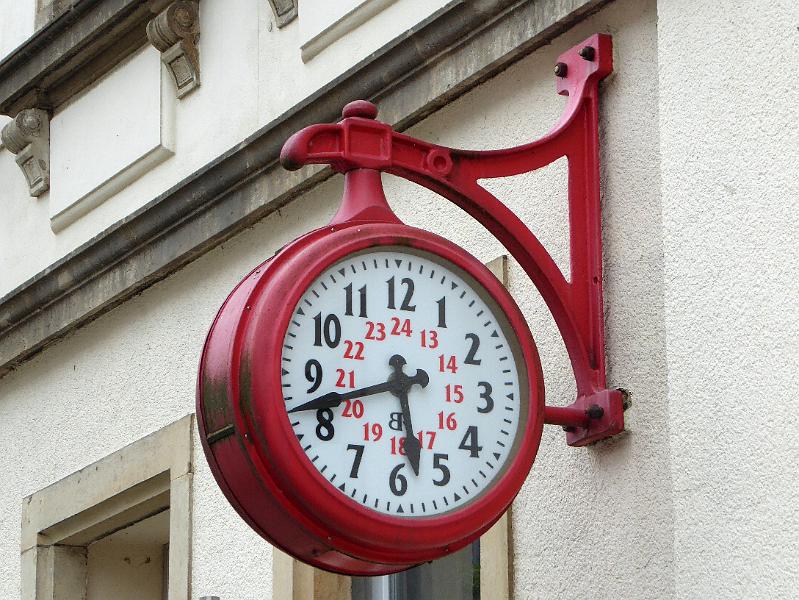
[280, 35, 626, 447]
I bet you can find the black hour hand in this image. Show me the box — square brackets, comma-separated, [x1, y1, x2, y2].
[288, 380, 395, 413]
[287, 391, 343, 413]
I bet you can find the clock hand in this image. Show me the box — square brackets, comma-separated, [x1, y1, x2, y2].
[397, 390, 422, 476]
[287, 380, 395, 413]
[287, 365, 430, 414]
[387, 355, 429, 476]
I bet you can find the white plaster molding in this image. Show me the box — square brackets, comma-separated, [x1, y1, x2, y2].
[147, 0, 201, 99]
[300, 0, 399, 62]
[49, 46, 176, 232]
[0, 108, 50, 197]
[20, 415, 194, 600]
[267, 0, 298, 28]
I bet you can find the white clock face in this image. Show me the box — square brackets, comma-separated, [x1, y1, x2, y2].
[280, 247, 527, 517]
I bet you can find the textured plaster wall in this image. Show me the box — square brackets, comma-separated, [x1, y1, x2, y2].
[657, 1, 799, 597]
[0, 0, 674, 597]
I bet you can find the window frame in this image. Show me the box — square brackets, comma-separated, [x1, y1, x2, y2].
[20, 415, 193, 600]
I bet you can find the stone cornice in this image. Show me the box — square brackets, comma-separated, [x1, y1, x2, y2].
[0, 0, 611, 377]
[0, 0, 171, 116]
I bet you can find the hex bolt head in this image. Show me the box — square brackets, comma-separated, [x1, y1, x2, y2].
[554, 62, 568, 77]
[578, 46, 596, 61]
[586, 404, 604, 420]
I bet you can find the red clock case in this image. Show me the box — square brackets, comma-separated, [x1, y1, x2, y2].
[196, 219, 545, 575]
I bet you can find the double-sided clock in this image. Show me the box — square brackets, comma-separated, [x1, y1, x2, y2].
[199, 41, 627, 574]
[197, 146, 544, 576]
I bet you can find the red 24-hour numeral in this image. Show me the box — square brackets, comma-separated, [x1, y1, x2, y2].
[445, 384, 464, 403]
[390, 317, 412, 337]
[335, 369, 355, 388]
[363, 422, 383, 441]
[365, 321, 386, 341]
[390, 436, 406, 455]
[343, 340, 365, 360]
[420, 329, 439, 349]
[390, 431, 436, 455]
[437, 411, 457, 430]
[342, 399, 364, 418]
[438, 354, 458, 373]
[419, 430, 436, 449]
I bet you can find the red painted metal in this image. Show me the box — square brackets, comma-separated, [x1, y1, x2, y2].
[197, 219, 545, 574]
[197, 33, 625, 576]
[280, 34, 625, 446]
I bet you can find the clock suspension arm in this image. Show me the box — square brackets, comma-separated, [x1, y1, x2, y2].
[280, 34, 629, 447]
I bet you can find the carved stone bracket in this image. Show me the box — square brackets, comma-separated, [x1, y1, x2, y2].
[147, 1, 200, 99]
[267, 0, 298, 28]
[1, 108, 50, 197]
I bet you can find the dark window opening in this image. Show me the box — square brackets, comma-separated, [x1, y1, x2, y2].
[352, 540, 480, 600]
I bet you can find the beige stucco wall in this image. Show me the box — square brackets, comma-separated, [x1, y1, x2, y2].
[658, 1, 799, 597]
[0, 0, 796, 598]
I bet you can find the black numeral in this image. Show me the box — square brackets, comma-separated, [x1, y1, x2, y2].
[389, 463, 408, 496]
[313, 313, 341, 348]
[389, 411, 404, 432]
[436, 297, 447, 328]
[432, 453, 450, 486]
[315, 408, 335, 441]
[305, 359, 323, 393]
[477, 381, 494, 413]
[458, 426, 482, 457]
[387, 277, 416, 311]
[347, 444, 364, 478]
[344, 284, 367, 317]
[464, 333, 481, 365]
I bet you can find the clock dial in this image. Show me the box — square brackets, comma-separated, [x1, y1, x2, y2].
[281, 247, 528, 517]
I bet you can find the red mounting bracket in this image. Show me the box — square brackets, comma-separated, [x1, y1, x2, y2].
[281, 34, 628, 446]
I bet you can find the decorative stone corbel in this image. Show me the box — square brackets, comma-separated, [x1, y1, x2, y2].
[1, 108, 50, 197]
[267, 0, 297, 28]
[146, 1, 200, 99]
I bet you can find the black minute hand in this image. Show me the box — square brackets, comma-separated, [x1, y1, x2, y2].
[288, 380, 396, 413]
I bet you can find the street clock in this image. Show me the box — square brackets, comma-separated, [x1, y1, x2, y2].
[198, 34, 628, 577]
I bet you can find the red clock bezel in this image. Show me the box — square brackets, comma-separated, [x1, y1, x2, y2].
[197, 219, 544, 575]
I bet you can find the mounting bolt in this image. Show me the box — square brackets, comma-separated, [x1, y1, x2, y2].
[586, 404, 604, 420]
[578, 46, 596, 61]
[562, 425, 576, 433]
[554, 62, 568, 77]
